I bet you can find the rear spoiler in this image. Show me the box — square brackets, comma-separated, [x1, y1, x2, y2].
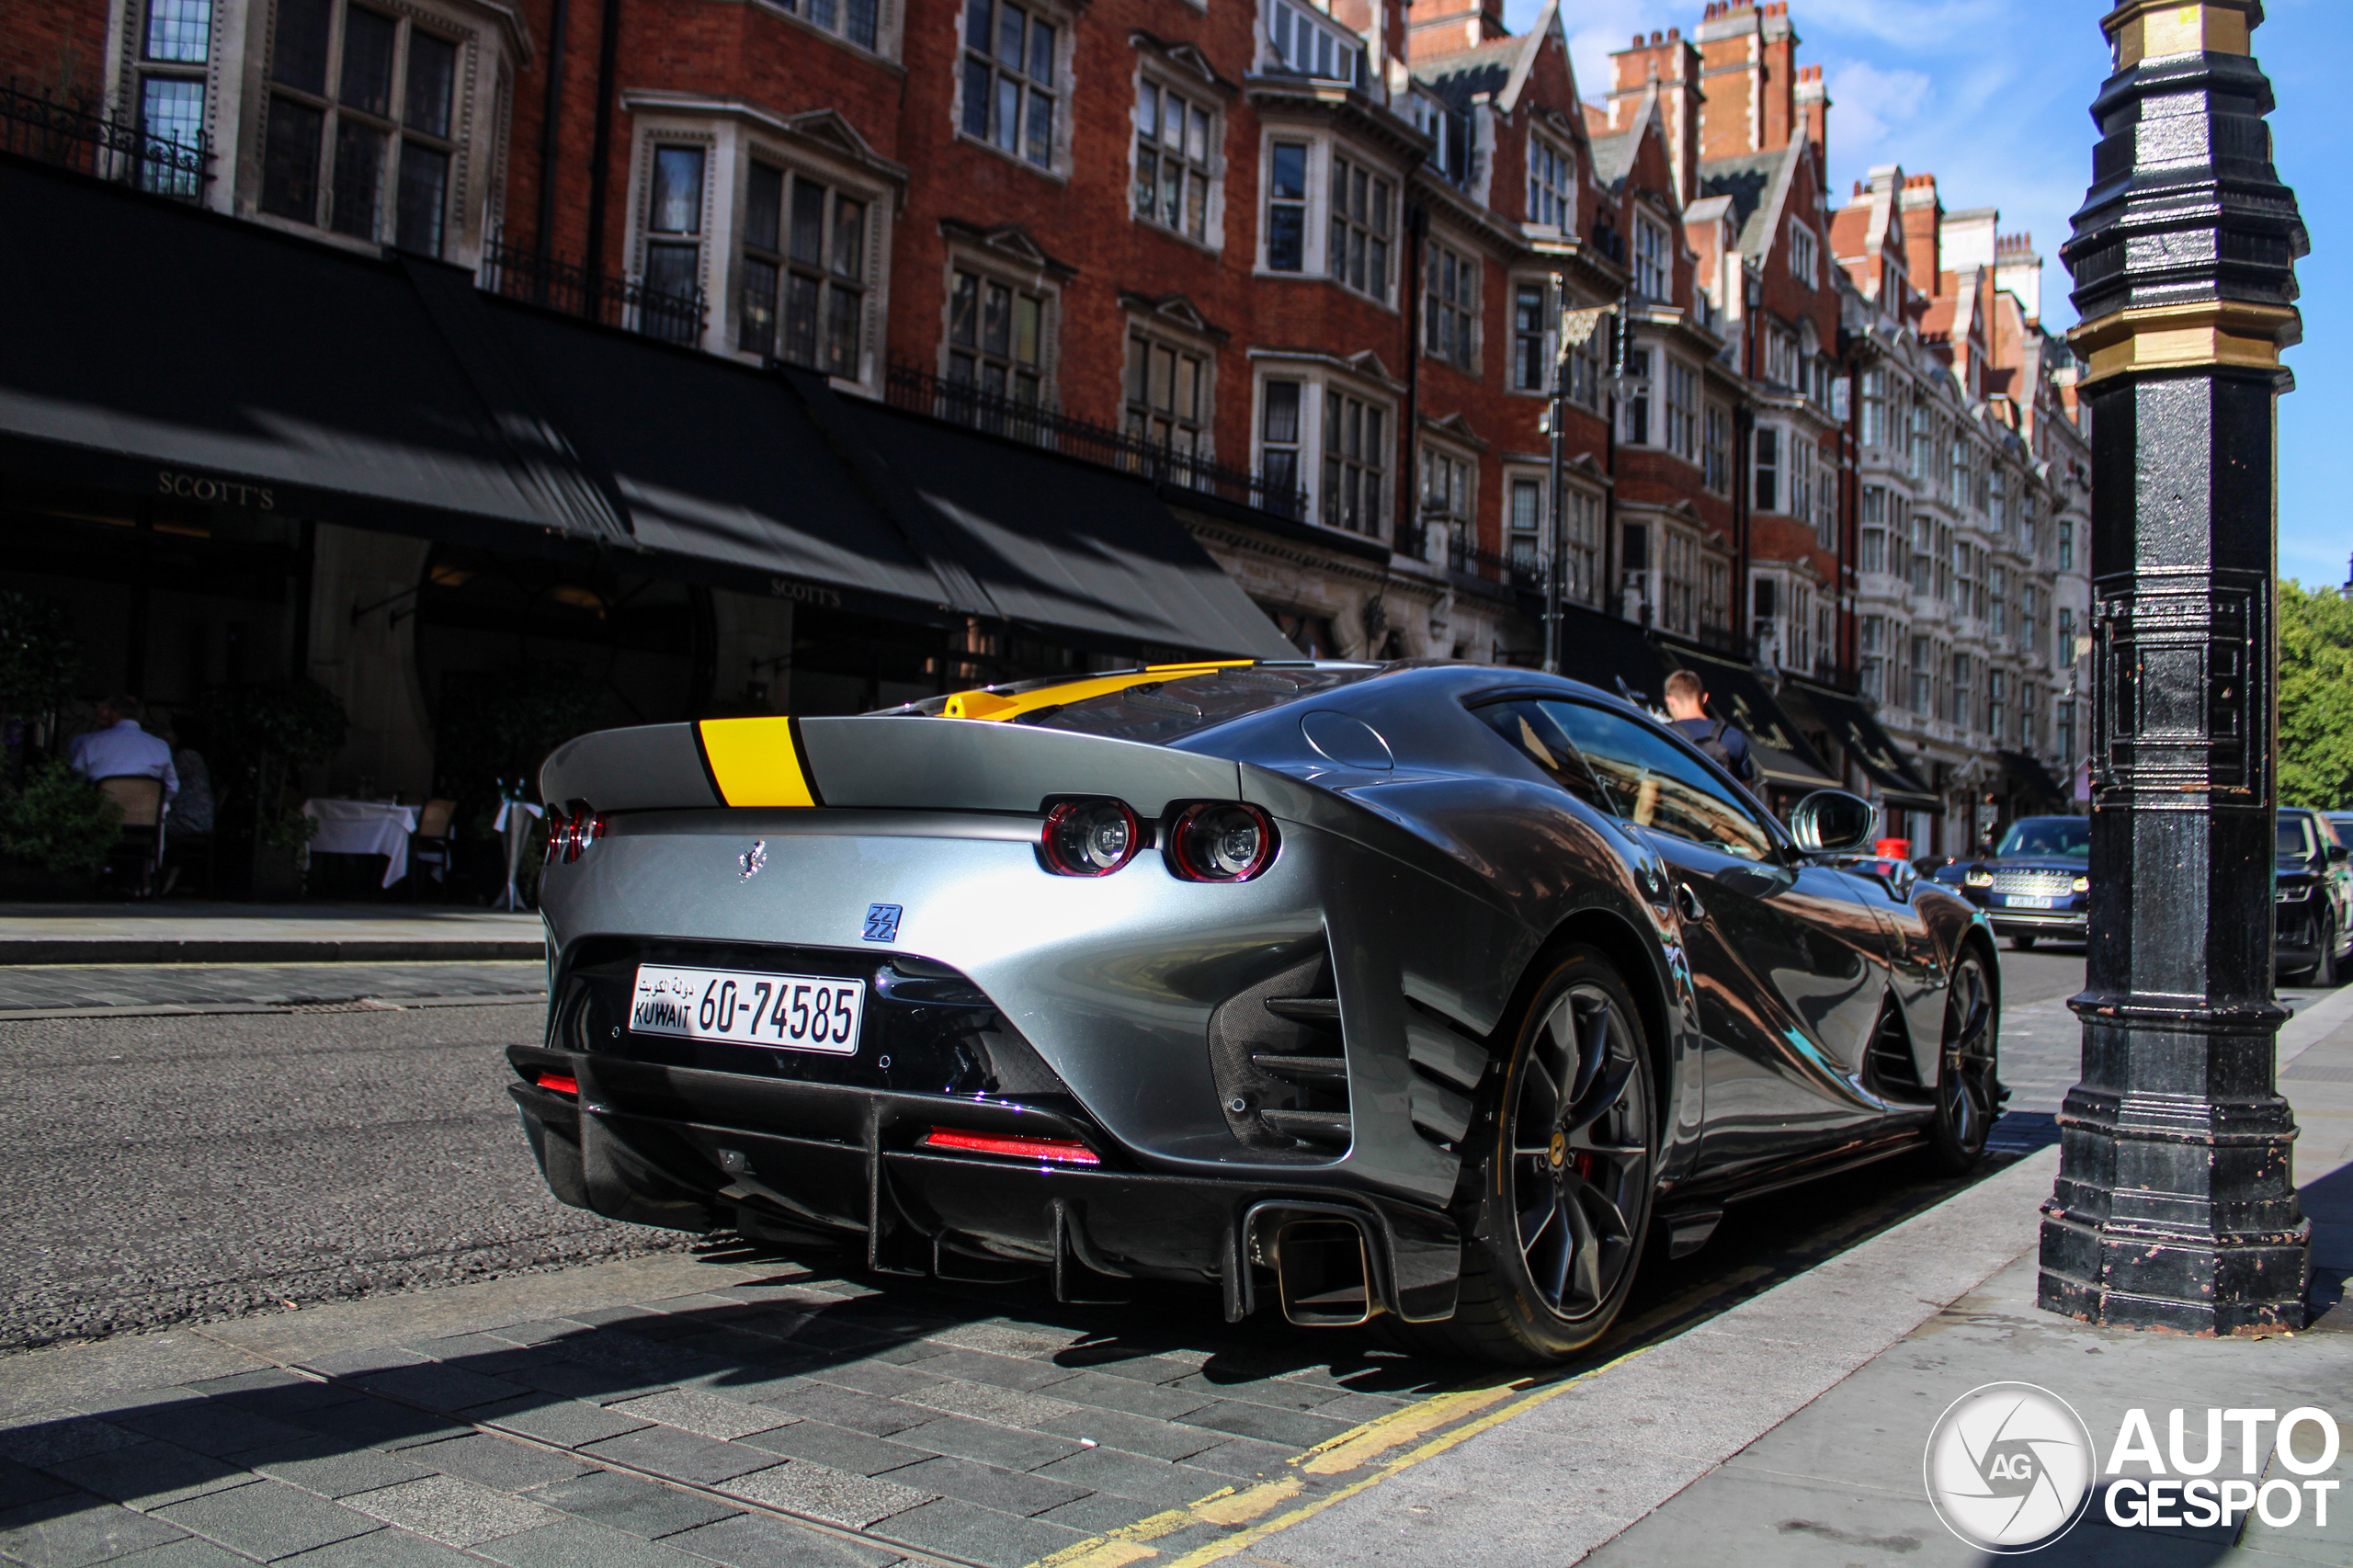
[539, 716, 1241, 817]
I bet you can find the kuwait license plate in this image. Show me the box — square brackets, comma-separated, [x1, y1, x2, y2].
[629, 964, 863, 1053]
[2007, 894, 2054, 909]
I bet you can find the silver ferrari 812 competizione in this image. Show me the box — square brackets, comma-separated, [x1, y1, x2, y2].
[514, 660, 2000, 1364]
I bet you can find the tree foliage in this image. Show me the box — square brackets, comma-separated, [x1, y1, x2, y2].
[0, 759, 122, 877]
[2279, 580, 2353, 810]
[0, 592, 82, 718]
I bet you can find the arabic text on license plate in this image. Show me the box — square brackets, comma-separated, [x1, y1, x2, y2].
[2008, 894, 2053, 909]
[629, 964, 863, 1053]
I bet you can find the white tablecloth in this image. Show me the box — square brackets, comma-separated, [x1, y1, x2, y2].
[301, 800, 418, 888]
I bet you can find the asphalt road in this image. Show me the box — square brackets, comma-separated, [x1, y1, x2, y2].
[0, 1003, 688, 1354]
[0, 946, 2154, 1361]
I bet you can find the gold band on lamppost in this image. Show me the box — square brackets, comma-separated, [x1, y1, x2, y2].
[2066, 300, 2302, 387]
[2100, 1, 2257, 70]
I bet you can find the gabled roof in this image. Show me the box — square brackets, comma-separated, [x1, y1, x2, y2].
[1699, 144, 1802, 256]
[1410, 0, 1567, 121]
[1588, 128, 1640, 191]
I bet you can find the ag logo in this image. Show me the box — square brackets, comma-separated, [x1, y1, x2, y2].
[1925, 1381, 2096, 1552]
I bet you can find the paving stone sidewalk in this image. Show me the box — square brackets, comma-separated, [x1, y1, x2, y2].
[0, 961, 546, 1015]
[0, 1254, 1446, 1568]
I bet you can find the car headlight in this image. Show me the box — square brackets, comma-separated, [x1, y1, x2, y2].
[1965, 870, 1994, 887]
[2072, 877, 2089, 893]
[2278, 883, 2313, 903]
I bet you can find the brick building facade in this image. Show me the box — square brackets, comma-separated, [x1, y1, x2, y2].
[5, 0, 2090, 846]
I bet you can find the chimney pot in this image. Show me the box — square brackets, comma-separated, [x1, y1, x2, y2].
[1667, 27, 1678, 40]
[1650, 29, 1662, 44]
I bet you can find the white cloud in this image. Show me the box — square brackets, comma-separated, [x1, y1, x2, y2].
[1824, 61, 1932, 153]
[1796, 0, 2013, 48]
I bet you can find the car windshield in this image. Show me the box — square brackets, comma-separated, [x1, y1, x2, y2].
[1995, 818, 2089, 859]
[2279, 814, 2315, 858]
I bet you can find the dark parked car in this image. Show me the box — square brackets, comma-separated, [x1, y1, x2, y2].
[515, 662, 2001, 1366]
[1952, 816, 2090, 950]
[2277, 809, 2352, 986]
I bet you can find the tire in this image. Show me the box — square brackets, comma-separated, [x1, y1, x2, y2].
[1392, 945, 1658, 1365]
[2314, 918, 2340, 988]
[1925, 944, 2000, 1174]
[2009, 932, 2038, 951]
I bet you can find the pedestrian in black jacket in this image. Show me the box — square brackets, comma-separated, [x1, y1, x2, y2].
[1662, 669, 1756, 787]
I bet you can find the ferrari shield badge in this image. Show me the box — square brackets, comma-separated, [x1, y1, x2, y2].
[738, 840, 767, 881]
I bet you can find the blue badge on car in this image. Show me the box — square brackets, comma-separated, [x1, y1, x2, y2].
[863, 903, 903, 943]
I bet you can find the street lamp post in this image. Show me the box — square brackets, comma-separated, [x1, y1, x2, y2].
[2038, 0, 2312, 1334]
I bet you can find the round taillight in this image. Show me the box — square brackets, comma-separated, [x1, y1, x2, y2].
[1169, 802, 1277, 882]
[1041, 799, 1141, 876]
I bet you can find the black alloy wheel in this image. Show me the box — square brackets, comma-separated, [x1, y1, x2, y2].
[1396, 945, 1657, 1365]
[1925, 946, 2000, 1173]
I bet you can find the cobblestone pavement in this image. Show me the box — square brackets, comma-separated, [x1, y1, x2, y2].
[0, 962, 545, 1015]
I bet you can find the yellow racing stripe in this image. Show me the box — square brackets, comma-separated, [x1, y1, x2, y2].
[941, 663, 1255, 722]
[697, 717, 820, 808]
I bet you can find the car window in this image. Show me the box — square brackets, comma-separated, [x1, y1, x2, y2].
[1472, 701, 1610, 815]
[2279, 814, 2316, 858]
[1533, 700, 1776, 862]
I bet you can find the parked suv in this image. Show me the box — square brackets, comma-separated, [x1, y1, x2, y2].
[1953, 816, 2090, 950]
[2277, 808, 2352, 986]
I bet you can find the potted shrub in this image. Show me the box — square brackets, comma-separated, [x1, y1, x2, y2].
[197, 681, 349, 901]
[0, 758, 121, 900]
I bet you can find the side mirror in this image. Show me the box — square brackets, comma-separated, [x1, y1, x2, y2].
[1790, 790, 1878, 856]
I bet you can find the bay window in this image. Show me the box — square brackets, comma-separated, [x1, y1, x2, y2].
[740, 165, 866, 378]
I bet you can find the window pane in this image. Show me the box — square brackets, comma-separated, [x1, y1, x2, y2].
[404, 30, 456, 137]
[339, 8, 397, 118]
[144, 0, 210, 62]
[1269, 142, 1306, 200]
[825, 288, 859, 377]
[964, 0, 989, 45]
[392, 139, 448, 255]
[271, 0, 332, 93]
[1267, 204, 1302, 271]
[1264, 381, 1299, 443]
[745, 164, 782, 253]
[949, 271, 979, 346]
[843, 0, 877, 46]
[1028, 17, 1053, 84]
[1475, 702, 1608, 812]
[139, 76, 205, 153]
[652, 146, 704, 233]
[1012, 294, 1040, 366]
[328, 119, 384, 236]
[833, 197, 864, 278]
[1025, 90, 1052, 165]
[1152, 346, 1174, 412]
[259, 95, 323, 218]
[1126, 337, 1147, 403]
[788, 176, 824, 265]
[1189, 106, 1209, 162]
[739, 256, 779, 354]
[1161, 153, 1180, 225]
[1176, 356, 1198, 422]
[807, 0, 835, 28]
[983, 282, 1011, 356]
[1135, 148, 1157, 220]
[962, 58, 991, 138]
[1188, 173, 1207, 240]
[1138, 82, 1157, 141]
[644, 240, 699, 304]
[784, 272, 819, 364]
[997, 4, 1024, 68]
[995, 75, 1019, 152]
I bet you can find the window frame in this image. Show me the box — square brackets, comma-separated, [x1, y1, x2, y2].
[771, 0, 887, 54]
[738, 160, 871, 380]
[1663, 358, 1697, 463]
[943, 257, 1055, 412]
[1528, 134, 1573, 231]
[1632, 212, 1671, 301]
[1787, 219, 1817, 289]
[1253, 367, 1394, 540]
[1133, 73, 1220, 245]
[1417, 443, 1473, 565]
[1125, 327, 1214, 476]
[959, 0, 1066, 174]
[1423, 234, 1479, 373]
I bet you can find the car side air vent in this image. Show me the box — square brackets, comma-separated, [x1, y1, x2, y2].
[1207, 949, 1351, 1159]
[1864, 999, 1927, 1101]
[1402, 1003, 1485, 1151]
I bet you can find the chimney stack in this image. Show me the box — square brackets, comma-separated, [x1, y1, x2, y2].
[1404, 0, 1507, 61]
[1795, 62, 1827, 170]
[1899, 172, 1943, 301]
[1607, 27, 1702, 205]
[1695, 0, 1801, 159]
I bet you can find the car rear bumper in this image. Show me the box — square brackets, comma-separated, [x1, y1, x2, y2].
[506, 1050, 1461, 1324]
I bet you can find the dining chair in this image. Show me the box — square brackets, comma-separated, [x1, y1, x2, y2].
[94, 775, 165, 896]
[410, 797, 458, 900]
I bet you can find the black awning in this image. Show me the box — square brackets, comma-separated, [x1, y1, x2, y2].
[1782, 681, 1943, 812]
[1554, 605, 1676, 709]
[822, 396, 1299, 660]
[1661, 649, 1839, 791]
[1998, 749, 2065, 807]
[0, 156, 631, 551]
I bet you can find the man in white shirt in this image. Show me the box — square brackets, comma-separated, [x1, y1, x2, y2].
[67, 696, 179, 801]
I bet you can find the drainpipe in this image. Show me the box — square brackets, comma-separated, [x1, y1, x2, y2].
[1402, 204, 1426, 562]
[582, 0, 622, 288]
[533, 0, 571, 263]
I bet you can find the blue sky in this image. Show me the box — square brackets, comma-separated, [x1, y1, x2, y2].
[1506, 0, 2347, 589]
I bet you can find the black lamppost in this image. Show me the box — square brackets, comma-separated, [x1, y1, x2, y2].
[2039, 0, 2312, 1333]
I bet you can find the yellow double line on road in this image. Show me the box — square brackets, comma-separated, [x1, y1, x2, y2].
[1028, 1345, 1652, 1568]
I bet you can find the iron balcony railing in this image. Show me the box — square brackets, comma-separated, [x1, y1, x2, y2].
[2, 80, 210, 200]
[886, 362, 1308, 520]
[479, 238, 706, 344]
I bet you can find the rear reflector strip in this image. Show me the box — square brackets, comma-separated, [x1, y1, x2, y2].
[922, 1127, 1100, 1165]
[535, 1073, 579, 1095]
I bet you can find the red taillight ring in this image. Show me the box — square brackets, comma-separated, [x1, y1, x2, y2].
[535, 1072, 579, 1095]
[1168, 802, 1278, 882]
[1040, 799, 1142, 877]
[547, 808, 608, 863]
